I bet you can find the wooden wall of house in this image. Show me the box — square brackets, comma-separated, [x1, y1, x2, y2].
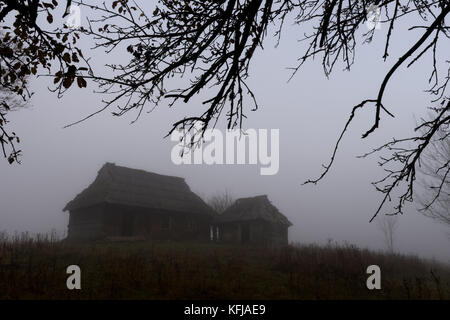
[249, 220, 266, 244]
[265, 222, 289, 246]
[102, 203, 212, 241]
[68, 204, 288, 244]
[218, 222, 241, 243]
[68, 205, 105, 240]
[217, 220, 289, 246]
[217, 220, 265, 244]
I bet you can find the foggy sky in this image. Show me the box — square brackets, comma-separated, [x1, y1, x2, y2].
[0, 2, 449, 262]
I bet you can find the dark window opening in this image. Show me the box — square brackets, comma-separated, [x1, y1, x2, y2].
[162, 216, 172, 230]
[188, 219, 196, 232]
[241, 224, 250, 243]
[122, 213, 134, 236]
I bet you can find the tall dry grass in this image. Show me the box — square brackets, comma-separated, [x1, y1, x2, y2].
[0, 232, 449, 299]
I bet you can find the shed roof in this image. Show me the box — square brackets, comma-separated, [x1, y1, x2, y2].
[216, 195, 292, 226]
[63, 162, 214, 216]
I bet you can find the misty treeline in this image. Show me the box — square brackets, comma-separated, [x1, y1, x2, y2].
[0, 0, 449, 223]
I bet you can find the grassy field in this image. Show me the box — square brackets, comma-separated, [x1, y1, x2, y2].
[0, 232, 449, 299]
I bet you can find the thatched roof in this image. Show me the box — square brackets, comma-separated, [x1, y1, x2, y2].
[63, 162, 214, 216]
[216, 195, 292, 226]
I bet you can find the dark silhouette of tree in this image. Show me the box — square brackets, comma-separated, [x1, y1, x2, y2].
[0, 0, 88, 163]
[377, 214, 399, 253]
[1, 1, 449, 221]
[207, 190, 234, 214]
[417, 111, 450, 229]
[358, 101, 449, 221]
[0, 86, 25, 163]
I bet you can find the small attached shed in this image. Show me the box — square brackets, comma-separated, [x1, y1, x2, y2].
[215, 195, 292, 246]
[63, 163, 215, 241]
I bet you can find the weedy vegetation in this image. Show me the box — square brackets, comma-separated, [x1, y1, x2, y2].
[0, 231, 449, 300]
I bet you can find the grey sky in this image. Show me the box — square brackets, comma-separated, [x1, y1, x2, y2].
[0, 1, 449, 262]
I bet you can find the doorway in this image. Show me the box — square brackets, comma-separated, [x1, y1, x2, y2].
[122, 213, 134, 236]
[241, 223, 250, 244]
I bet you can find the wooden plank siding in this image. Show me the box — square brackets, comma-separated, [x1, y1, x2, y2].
[216, 219, 289, 246]
[67, 203, 212, 241]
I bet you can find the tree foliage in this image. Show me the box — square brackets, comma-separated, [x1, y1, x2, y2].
[0, 0, 88, 163]
[0, 86, 24, 163]
[1, 0, 449, 220]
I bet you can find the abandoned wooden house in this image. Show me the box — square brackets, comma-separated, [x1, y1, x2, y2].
[63, 163, 215, 240]
[215, 195, 292, 246]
